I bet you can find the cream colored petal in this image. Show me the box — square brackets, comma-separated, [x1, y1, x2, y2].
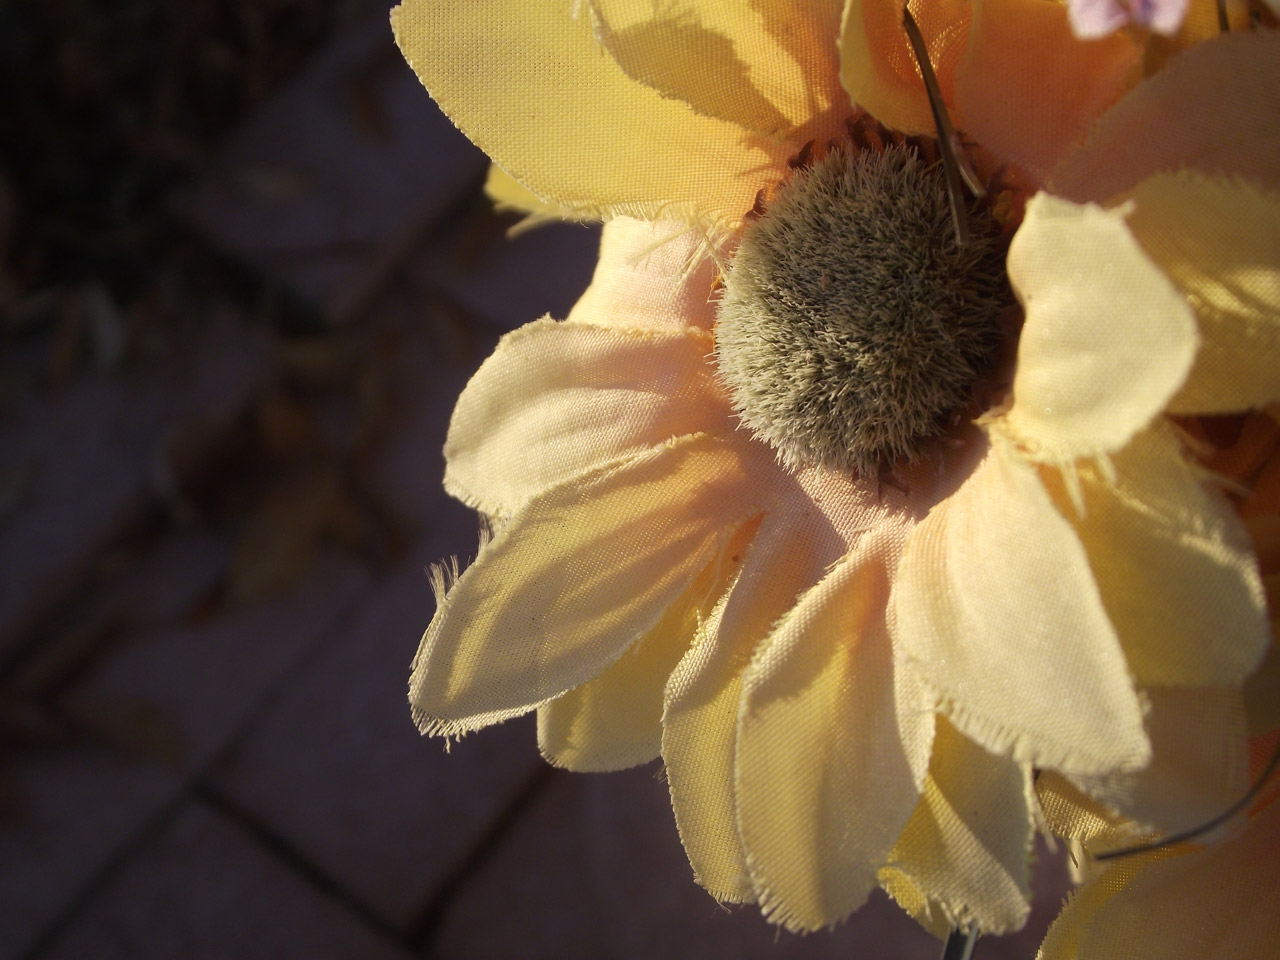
[444, 318, 732, 516]
[1003, 193, 1198, 462]
[839, 0, 971, 135]
[662, 475, 890, 902]
[410, 434, 764, 737]
[391, 0, 789, 237]
[1049, 30, 1280, 203]
[886, 719, 1033, 935]
[955, 0, 1139, 185]
[537, 516, 759, 772]
[588, 0, 845, 139]
[894, 440, 1150, 776]
[1071, 799, 1280, 960]
[1118, 174, 1280, 416]
[1044, 429, 1269, 687]
[735, 528, 933, 932]
[1066, 686, 1250, 838]
[568, 218, 720, 331]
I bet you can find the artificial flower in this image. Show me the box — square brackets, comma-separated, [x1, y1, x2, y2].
[1066, 0, 1189, 39]
[1036, 733, 1280, 960]
[393, 0, 1279, 936]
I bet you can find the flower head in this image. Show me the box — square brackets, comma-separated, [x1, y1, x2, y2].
[394, 0, 1279, 937]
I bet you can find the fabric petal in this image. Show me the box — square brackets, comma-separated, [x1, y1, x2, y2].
[1049, 30, 1280, 204]
[1065, 686, 1250, 837]
[662, 471, 895, 901]
[1118, 174, 1280, 416]
[568, 218, 720, 332]
[481, 167, 578, 225]
[1035, 855, 1149, 960]
[955, 0, 1139, 186]
[885, 719, 1033, 935]
[588, 0, 845, 139]
[894, 440, 1150, 776]
[839, 0, 971, 136]
[1072, 799, 1280, 960]
[1002, 193, 1198, 462]
[1036, 772, 1140, 850]
[410, 434, 764, 736]
[735, 527, 933, 931]
[391, 0, 789, 237]
[536, 516, 760, 772]
[444, 318, 732, 516]
[1043, 428, 1269, 687]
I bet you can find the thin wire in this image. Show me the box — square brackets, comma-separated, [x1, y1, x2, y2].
[901, 7, 983, 246]
[940, 927, 979, 960]
[1094, 735, 1280, 862]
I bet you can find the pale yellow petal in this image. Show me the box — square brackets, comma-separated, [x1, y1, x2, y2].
[1049, 30, 1280, 204]
[886, 719, 1033, 935]
[955, 0, 1139, 185]
[1073, 799, 1280, 960]
[1003, 193, 1198, 462]
[536, 516, 759, 772]
[588, 0, 845, 139]
[662, 515, 849, 902]
[1035, 856, 1150, 960]
[391, 0, 790, 236]
[567, 218, 720, 332]
[410, 434, 764, 736]
[1118, 174, 1280, 415]
[839, 0, 971, 135]
[1066, 686, 1250, 837]
[1036, 772, 1139, 850]
[1043, 429, 1269, 687]
[735, 529, 933, 931]
[484, 164, 583, 227]
[444, 318, 732, 516]
[662, 473, 895, 902]
[894, 440, 1150, 776]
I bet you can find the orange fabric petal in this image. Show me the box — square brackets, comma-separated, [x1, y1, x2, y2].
[839, 0, 971, 135]
[955, 0, 1140, 186]
[1050, 30, 1280, 203]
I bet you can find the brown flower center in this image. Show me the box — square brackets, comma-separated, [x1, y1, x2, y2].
[714, 140, 1014, 476]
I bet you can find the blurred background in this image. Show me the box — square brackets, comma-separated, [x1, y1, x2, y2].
[0, 2, 1067, 957]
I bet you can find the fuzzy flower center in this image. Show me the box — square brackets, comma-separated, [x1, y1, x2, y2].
[715, 143, 1013, 476]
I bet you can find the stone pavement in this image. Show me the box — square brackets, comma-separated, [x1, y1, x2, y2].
[0, 7, 1071, 958]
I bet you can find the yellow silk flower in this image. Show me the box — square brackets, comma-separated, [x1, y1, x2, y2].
[393, 0, 1279, 936]
[1036, 730, 1280, 960]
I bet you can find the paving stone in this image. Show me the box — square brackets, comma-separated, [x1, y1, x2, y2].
[41, 800, 415, 960]
[210, 533, 544, 930]
[59, 553, 371, 769]
[432, 765, 945, 960]
[0, 751, 175, 960]
[0, 308, 274, 654]
[174, 5, 487, 321]
[354, 289, 494, 530]
[410, 217, 601, 333]
[1, 555, 369, 959]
